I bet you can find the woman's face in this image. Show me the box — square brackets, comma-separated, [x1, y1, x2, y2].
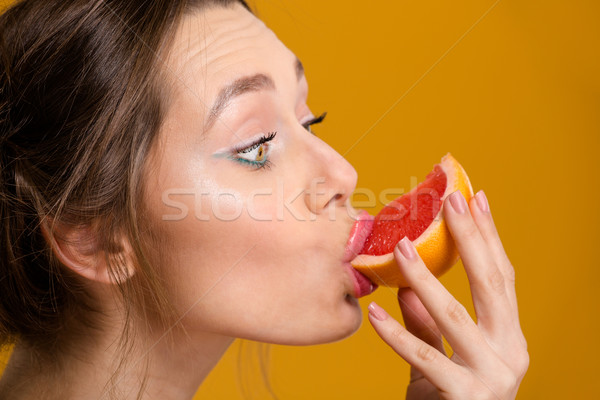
[143, 4, 369, 345]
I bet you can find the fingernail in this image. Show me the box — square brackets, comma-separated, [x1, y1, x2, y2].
[368, 302, 389, 321]
[475, 190, 489, 213]
[397, 236, 416, 260]
[449, 191, 467, 214]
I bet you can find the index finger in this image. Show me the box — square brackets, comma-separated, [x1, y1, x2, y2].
[394, 237, 497, 371]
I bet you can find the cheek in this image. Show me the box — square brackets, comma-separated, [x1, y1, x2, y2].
[166, 183, 340, 289]
[172, 240, 361, 345]
[151, 202, 355, 336]
[143, 167, 360, 342]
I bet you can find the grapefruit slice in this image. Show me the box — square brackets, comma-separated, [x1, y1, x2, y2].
[351, 153, 473, 288]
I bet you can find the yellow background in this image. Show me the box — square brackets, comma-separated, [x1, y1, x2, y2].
[1, 0, 599, 399]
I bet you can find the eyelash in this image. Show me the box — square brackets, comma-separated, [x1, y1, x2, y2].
[302, 111, 327, 134]
[232, 111, 327, 171]
[231, 132, 276, 170]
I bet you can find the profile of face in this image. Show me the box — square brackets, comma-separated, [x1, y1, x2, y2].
[142, 4, 366, 345]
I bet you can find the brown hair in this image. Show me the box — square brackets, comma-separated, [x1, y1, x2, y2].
[0, 0, 249, 394]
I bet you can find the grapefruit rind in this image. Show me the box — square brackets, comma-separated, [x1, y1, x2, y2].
[351, 153, 473, 288]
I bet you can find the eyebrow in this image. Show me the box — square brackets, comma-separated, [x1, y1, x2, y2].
[204, 57, 305, 132]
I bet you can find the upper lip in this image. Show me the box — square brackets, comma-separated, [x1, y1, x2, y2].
[343, 210, 374, 263]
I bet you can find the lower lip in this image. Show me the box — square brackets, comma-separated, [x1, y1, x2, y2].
[344, 263, 377, 298]
[344, 210, 377, 298]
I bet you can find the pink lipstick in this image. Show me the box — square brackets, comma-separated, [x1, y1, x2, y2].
[343, 210, 377, 298]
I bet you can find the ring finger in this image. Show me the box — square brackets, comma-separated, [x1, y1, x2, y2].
[444, 191, 512, 331]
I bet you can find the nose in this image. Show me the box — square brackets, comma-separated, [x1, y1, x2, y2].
[302, 135, 358, 215]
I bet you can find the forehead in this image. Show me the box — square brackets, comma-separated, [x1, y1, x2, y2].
[165, 5, 297, 108]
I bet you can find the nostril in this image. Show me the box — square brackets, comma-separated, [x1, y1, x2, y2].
[323, 193, 343, 210]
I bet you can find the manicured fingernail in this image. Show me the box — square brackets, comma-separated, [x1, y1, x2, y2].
[449, 191, 467, 214]
[368, 302, 389, 321]
[397, 236, 417, 260]
[475, 190, 489, 213]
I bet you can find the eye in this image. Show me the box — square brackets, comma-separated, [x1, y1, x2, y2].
[232, 132, 276, 170]
[302, 111, 327, 134]
[237, 142, 270, 163]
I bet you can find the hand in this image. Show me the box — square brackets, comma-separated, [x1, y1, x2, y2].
[368, 190, 529, 400]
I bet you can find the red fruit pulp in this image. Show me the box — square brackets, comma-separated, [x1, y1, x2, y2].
[360, 165, 447, 256]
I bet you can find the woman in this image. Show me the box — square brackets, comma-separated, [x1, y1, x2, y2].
[0, 0, 528, 399]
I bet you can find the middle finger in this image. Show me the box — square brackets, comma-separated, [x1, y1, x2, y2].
[443, 190, 512, 332]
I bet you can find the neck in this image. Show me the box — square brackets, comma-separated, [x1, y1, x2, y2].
[0, 319, 234, 400]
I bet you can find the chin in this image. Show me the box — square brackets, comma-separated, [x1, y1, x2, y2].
[305, 297, 364, 345]
[335, 295, 364, 338]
